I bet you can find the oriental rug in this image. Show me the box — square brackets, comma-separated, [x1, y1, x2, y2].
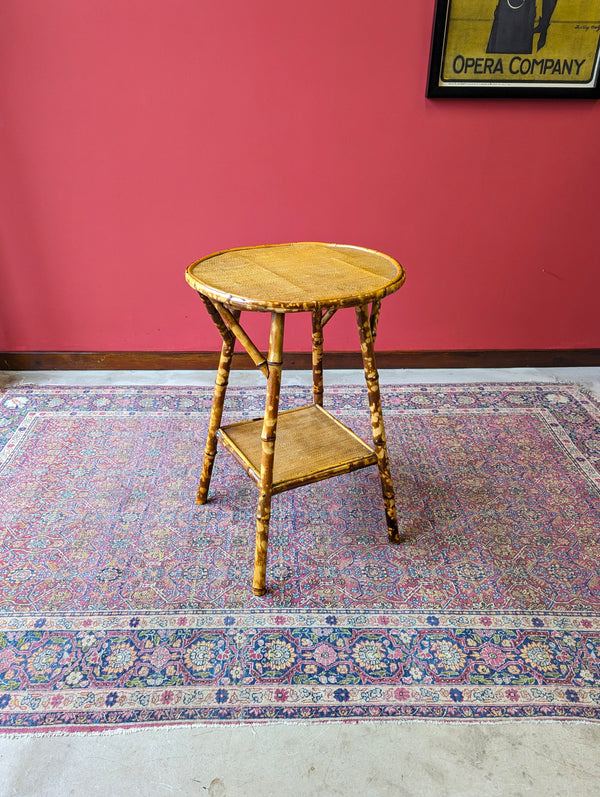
[0, 382, 599, 732]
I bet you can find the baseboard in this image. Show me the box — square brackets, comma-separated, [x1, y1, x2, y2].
[1, 350, 600, 370]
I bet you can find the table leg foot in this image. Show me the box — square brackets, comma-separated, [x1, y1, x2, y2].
[252, 510, 271, 596]
[389, 529, 407, 545]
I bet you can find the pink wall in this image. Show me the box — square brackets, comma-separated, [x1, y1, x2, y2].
[1, 0, 599, 354]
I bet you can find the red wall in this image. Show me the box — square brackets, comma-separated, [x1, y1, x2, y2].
[1, 0, 599, 354]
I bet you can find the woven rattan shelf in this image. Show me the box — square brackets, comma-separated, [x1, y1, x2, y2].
[186, 242, 406, 596]
[218, 404, 377, 494]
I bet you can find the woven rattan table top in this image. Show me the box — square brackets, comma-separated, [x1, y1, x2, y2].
[185, 242, 405, 312]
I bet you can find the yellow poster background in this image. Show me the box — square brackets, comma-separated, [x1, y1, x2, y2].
[441, 0, 600, 83]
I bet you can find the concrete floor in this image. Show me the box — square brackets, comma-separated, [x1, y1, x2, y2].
[1, 367, 600, 797]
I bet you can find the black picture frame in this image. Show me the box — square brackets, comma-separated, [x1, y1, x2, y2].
[427, 0, 600, 98]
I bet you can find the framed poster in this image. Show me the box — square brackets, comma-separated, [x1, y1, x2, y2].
[427, 0, 600, 97]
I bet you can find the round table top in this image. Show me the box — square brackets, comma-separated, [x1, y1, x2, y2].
[185, 242, 405, 312]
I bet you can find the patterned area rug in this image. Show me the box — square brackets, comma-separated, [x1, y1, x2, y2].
[0, 382, 599, 732]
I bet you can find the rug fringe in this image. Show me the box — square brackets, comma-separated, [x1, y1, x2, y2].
[2, 716, 600, 739]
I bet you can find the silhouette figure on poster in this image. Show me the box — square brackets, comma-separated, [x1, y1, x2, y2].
[487, 0, 558, 54]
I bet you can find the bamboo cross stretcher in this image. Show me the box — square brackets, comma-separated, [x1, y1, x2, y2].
[185, 242, 406, 596]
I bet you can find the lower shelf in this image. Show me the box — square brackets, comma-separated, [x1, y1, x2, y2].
[217, 403, 377, 494]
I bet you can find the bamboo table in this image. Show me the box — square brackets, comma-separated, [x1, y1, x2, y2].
[185, 242, 406, 595]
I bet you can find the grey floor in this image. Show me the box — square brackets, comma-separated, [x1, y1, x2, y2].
[1, 367, 600, 797]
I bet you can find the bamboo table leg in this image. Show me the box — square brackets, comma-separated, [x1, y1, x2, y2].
[196, 316, 238, 505]
[311, 309, 324, 406]
[253, 312, 285, 595]
[355, 303, 404, 544]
